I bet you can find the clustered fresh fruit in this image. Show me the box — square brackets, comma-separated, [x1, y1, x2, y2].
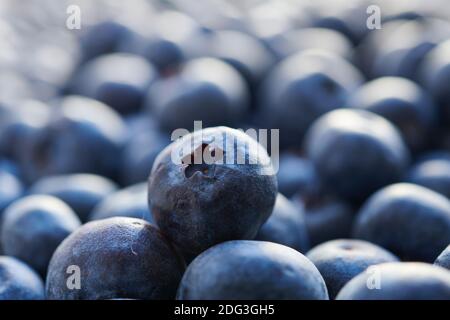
[1, 0, 450, 300]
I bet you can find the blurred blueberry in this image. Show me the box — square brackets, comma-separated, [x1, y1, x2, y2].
[146, 58, 249, 132]
[69, 53, 157, 115]
[89, 183, 153, 224]
[1, 195, 81, 276]
[407, 157, 450, 199]
[46, 217, 185, 300]
[337, 262, 450, 300]
[120, 128, 170, 186]
[354, 183, 450, 262]
[121, 11, 201, 73]
[267, 28, 353, 61]
[259, 50, 363, 149]
[419, 39, 450, 126]
[177, 240, 328, 300]
[197, 30, 275, 92]
[0, 256, 45, 300]
[347, 77, 436, 152]
[371, 18, 450, 81]
[305, 109, 409, 203]
[435, 245, 450, 270]
[256, 193, 309, 253]
[302, 197, 354, 247]
[312, 3, 373, 45]
[80, 20, 134, 62]
[20, 96, 125, 183]
[0, 159, 23, 215]
[29, 174, 118, 222]
[276, 153, 318, 198]
[0, 100, 51, 161]
[307, 239, 399, 298]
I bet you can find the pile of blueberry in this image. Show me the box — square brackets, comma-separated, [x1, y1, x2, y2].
[2, 0, 450, 300]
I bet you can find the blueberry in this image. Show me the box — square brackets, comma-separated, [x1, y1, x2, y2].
[120, 128, 170, 186]
[435, 245, 450, 270]
[268, 28, 353, 61]
[29, 174, 118, 222]
[80, 21, 134, 62]
[259, 50, 363, 149]
[302, 197, 354, 247]
[305, 109, 409, 203]
[202, 30, 275, 90]
[132, 10, 200, 75]
[371, 18, 450, 81]
[0, 100, 50, 161]
[46, 217, 185, 300]
[336, 262, 450, 300]
[20, 96, 125, 182]
[417, 150, 450, 162]
[148, 127, 277, 260]
[419, 39, 450, 126]
[354, 183, 450, 262]
[347, 77, 436, 152]
[256, 193, 309, 253]
[312, 4, 372, 45]
[89, 183, 153, 224]
[69, 53, 157, 115]
[177, 240, 328, 300]
[0, 159, 23, 215]
[276, 153, 317, 198]
[407, 157, 450, 199]
[279, 155, 354, 246]
[307, 239, 399, 298]
[143, 40, 185, 74]
[146, 58, 249, 132]
[0, 256, 45, 300]
[1, 195, 81, 276]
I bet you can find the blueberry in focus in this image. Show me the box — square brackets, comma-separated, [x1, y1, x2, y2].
[307, 239, 399, 298]
[256, 193, 309, 253]
[29, 174, 118, 222]
[259, 50, 363, 149]
[177, 240, 329, 300]
[89, 183, 153, 224]
[336, 262, 450, 300]
[0, 256, 45, 300]
[69, 53, 157, 115]
[1, 195, 81, 276]
[305, 109, 409, 203]
[353, 183, 450, 262]
[146, 58, 249, 132]
[407, 156, 450, 199]
[148, 126, 277, 260]
[20, 96, 125, 183]
[347, 77, 436, 152]
[435, 245, 450, 270]
[46, 217, 185, 300]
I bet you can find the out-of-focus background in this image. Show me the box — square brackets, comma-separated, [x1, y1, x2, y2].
[2, 0, 450, 301]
